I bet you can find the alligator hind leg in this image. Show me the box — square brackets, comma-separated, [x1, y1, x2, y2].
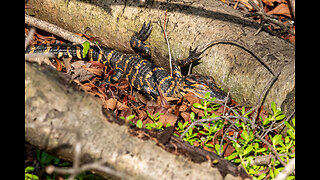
[130, 21, 152, 60]
[100, 67, 124, 90]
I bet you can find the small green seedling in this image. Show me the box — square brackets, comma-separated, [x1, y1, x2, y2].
[82, 41, 90, 58]
[25, 166, 39, 180]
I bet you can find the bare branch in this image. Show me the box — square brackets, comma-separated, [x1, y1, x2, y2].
[26, 122, 127, 180]
[200, 39, 276, 76]
[274, 158, 295, 180]
[158, 15, 173, 76]
[25, 27, 36, 50]
[251, 72, 281, 130]
[25, 14, 94, 45]
[246, 0, 295, 35]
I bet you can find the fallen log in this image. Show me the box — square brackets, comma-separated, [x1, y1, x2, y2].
[25, 62, 250, 179]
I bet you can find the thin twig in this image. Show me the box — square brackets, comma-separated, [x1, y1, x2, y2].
[246, 0, 294, 35]
[287, 0, 295, 20]
[180, 115, 247, 139]
[25, 14, 94, 45]
[234, 72, 285, 167]
[47, 159, 125, 180]
[200, 39, 276, 76]
[27, 122, 127, 179]
[219, 116, 240, 156]
[159, 14, 173, 76]
[255, 132, 287, 167]
[261, 109, 295, 137]
[25, 27, 36, 50]
[251, 72, 280, 130]
[180, 117, 222, 139]
[274, 157, 295, 180]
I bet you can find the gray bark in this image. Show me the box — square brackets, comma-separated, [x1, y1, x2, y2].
[26, 62, 234, 179]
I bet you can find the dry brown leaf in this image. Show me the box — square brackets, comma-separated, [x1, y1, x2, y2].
[116, 100, 129, 110]
[137, 109, 147, 121]
[180, 112, 190, 122]
[213, 128, 224, 144]
[117, 79, 130, 89]
[157, 85, 170, 107]
[158, 113, 178, 127]
[74, 81, 93, 92]
[203, 141, 214, 152]
[262, 0, 283, 6]
[143, 118, 153, 125]
[184, 93, 200, 105]
[222, 141, 235, 157]
[266, 3, 291, 18]
[70, 61, 96, 82]
[239, 0, 260, 11]
[146, 100, 158, 107]
[262, 0, 274, 6]
[133, 91, 148, 104]
[82, 66, 103, 76]
[191, 106, 204, 117]
[154, 106, 169, 114]
[105, 98, 117, 110]
[119, 108, 134, 119]
[178, 103, 189, 112]
[157, 96, 179, 105]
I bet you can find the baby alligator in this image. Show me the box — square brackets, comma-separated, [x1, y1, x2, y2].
[25, 22, 231, 103]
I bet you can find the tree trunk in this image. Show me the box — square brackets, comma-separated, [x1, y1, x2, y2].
[25, 62, 250, 179]
[25, 0, 295, 116]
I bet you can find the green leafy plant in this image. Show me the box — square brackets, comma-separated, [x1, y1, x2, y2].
[25, 166, 39, 180]
[35, 150, 71, 180]
[37, 149, 70, 168]
[181, 92, 295, 179]
[175, 121, 189, 136]
[35, 149, 105, 180]
[193, 92, 221, 118]
[145, 111, 171, 130]
[175, 92, 224, 147]
[82, 41, 90, 58]
[262, 102, 286, 126]
[175, 117, 200, 145]
[66, 172, 104, 180]
[136, 119, 143, 128]
[120, 114, 136, 123]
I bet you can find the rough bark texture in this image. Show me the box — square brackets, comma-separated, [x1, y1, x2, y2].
[25, 0, 294, 115]
[26, 62, 249, 179]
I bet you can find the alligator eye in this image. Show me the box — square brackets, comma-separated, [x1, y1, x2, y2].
[186, 84, 209, 97]
[190, 84, 209, 90]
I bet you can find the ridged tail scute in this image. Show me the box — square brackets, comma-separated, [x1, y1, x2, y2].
[25, 44, 85, 60]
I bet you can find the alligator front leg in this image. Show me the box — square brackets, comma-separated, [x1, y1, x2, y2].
[177, 47, 202, 68]
[102, 68, 124, 90]
[171, 47, 202, 79]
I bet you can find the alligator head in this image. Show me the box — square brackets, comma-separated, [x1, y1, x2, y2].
[176, 73, 231, 104]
